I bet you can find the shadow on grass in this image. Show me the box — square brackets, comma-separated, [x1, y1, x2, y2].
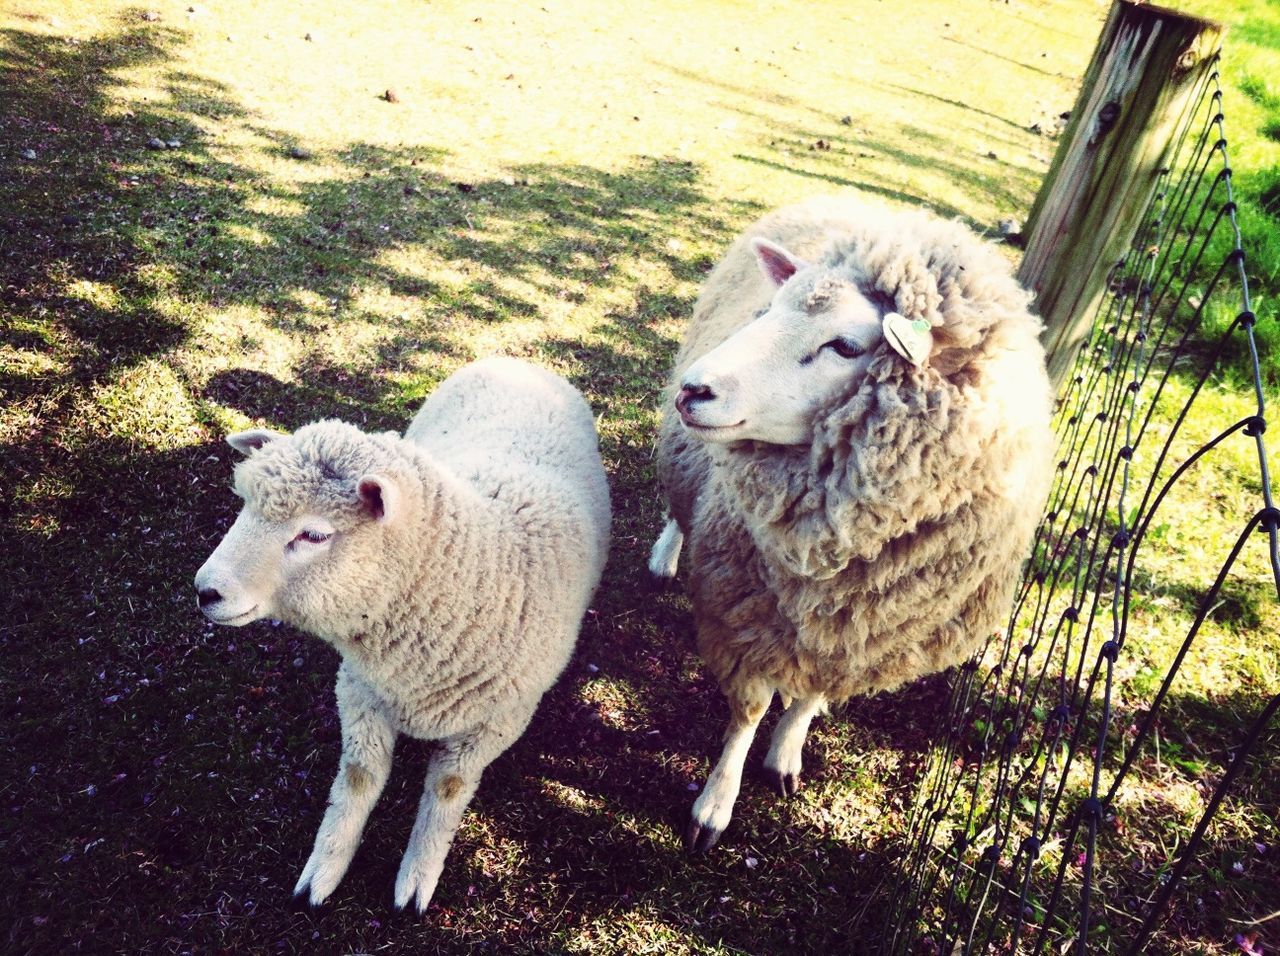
[940, 35, 1066, 80]
[0, 18, 236, 395]
[1072, 684, 1279, 953]
[650, 61, 1042, 232]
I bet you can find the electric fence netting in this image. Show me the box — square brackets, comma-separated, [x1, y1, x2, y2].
[880, 63, 1280, 955]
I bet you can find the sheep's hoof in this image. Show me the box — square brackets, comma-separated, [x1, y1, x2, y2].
[391, 894, 426, 917]
[684, 816, 722, 854]
[764, 768, 802, 798]
[289, 888, 323, 912]
[648, 572, 675, 590]
[386, 902, 427, 925]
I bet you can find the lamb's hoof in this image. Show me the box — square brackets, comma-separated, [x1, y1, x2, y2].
[684, 816, 722, 854]
[391, 895, 428, 917]
[289, 888, 323, 913]
[764, 768, 802, 798]
[646, 569, 680, 593]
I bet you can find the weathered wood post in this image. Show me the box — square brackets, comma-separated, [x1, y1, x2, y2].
[1017, 0, 1222, 390]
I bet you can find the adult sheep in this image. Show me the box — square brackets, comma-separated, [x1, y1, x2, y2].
[650, 196, 1054, 852]
[194, 357, 610, 911]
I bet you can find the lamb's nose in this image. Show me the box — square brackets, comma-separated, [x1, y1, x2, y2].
[676, 383, 715, 416]
[197, 587, 222, 608]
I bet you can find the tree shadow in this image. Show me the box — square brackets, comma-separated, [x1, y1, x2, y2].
[0, 18, 242, 397]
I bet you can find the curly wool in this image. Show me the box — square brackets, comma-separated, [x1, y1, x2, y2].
[658, 196, 1055, 703]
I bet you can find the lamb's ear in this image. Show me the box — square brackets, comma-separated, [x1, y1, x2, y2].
[226, 428, 285, 456]
[751, 237, 808, 287]
[357, 473, 400, 524]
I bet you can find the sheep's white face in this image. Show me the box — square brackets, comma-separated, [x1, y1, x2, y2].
[193, 428, 398, 628]
[677, 238, 886, 446]
[194, 506, 336, 626]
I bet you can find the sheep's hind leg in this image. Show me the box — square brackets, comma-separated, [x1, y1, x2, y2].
[393, 720, 522, 914]
[647, 517, 684, 578]
[763, 694, 824, 798]
[686, 680, 773, 853]
[294, 668, 396, 907]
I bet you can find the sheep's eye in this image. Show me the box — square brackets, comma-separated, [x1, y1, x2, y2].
[822, 338, 863, 359]
[291, 529, 332, 547]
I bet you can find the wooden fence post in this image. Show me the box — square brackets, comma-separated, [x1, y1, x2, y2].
[1017, 0, 1222, 391]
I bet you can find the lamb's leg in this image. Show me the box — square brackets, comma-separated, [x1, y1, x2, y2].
[763, 694, 825, 798]
[393, 720, 520, 913]
[647, 516, 684, 578]
[294, 669, 396, 907]
[686, 680, 773, 853]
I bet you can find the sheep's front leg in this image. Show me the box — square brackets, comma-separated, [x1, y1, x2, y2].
[393, 722, 517, 913]
[686, 680, 773, 853]
[294, 668, 396, 906]
[763, 694, 824, 797]
[647, 517, 685, 578]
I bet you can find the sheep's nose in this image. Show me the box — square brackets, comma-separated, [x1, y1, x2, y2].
[676, 383, 715, 416]
[197, 587, 222, 608]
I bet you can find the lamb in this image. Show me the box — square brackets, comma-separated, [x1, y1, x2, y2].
[650, 195, 1054, 851]
[193, 356, 610, 911]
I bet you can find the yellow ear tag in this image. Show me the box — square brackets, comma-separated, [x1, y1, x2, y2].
[883, 312, 933, 367]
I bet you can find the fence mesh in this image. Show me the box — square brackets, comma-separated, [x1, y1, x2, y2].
[881, 63, 1280, 955]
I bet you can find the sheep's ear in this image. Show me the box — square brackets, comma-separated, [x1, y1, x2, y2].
[226, 428, 285, 456]
[357, 473, 400, 524]
[751, 237, 807, 287]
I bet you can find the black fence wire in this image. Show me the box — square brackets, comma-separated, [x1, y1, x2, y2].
[881, 63, 1280, 955]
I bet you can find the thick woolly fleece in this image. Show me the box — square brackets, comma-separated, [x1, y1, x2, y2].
[658, 196, 1054, 702]
[234, 356, 611, 748]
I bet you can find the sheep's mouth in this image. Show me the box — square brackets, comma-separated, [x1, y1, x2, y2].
[681, 416, 746, 435]
[204, 604, 261, 626]
[675, 406, 747, 432]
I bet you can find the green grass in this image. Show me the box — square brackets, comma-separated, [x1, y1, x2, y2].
[1177, 0, 1280, 389]
[1, 0, 1276, 953]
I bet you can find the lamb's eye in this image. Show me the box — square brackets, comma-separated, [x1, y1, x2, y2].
[822, 338, 863, 359]
[291, 529, 332, 547]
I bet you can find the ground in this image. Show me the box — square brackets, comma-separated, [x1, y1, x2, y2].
[1, 0, 1277, 953]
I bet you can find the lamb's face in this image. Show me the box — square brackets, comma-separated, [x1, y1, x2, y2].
[677, 238, 885, 446]
[193, 426, 405, 630]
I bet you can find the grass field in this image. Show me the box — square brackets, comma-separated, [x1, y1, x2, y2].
[1, 0, 1277, 953]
